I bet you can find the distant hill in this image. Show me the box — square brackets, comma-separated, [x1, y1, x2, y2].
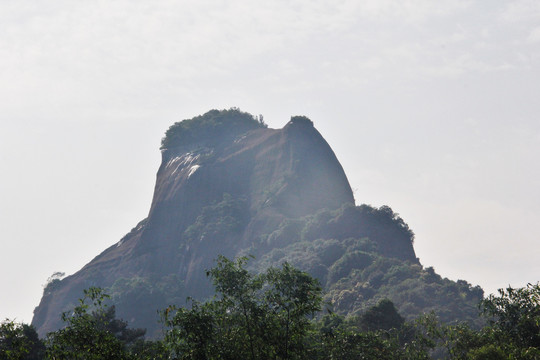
[32, 109, 483, 337]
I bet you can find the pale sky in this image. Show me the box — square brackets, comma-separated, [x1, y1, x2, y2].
[1, 0, 539, 324]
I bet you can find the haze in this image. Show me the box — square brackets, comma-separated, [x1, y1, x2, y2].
[1, 0, 539, 323]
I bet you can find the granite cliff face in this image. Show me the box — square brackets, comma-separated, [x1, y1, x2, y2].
[33, 109, 480, 338]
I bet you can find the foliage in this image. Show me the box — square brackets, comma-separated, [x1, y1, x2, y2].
[1, 319, 44, 360]
[160, 256, 437, 359]
[357, 298, 405, 332]
[481, 283, 540, 350]
[469, 283, 540, 359]
[0, 319, 28, 360]
[300, 204, 415, 258]
[256, 227, 483, 326]
[128, 339, 168, 360]
[38, 198, 485, 339]
[107, 274, 185, 338]
[45, 287, 145, 360]
[161, 108, 266, 150]
[162, 256, 322, 360]
[42, 272, 65, 296]
[288, 116, 314, 126]
[419, 283, 540, 359]
[5, 274, 540, 359]
[254, 202, 415, 264]
[308, 310, 435, 359]
[327, 250, 374, 284]
[1, 288, 169, 360]
[184, 194, 248, 246]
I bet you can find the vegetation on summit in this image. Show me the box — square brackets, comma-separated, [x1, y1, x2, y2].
[161, 108, 267, 150]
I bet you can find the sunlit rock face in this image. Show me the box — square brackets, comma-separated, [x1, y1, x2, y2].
[32, 109, 361, 337]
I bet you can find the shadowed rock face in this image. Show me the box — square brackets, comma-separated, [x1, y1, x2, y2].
[32, 110, 362, 337]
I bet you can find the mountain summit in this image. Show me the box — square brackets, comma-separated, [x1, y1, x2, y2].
[32, 109, 481, 337]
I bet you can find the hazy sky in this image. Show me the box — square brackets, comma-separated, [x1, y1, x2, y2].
[1, 0, 539, 323]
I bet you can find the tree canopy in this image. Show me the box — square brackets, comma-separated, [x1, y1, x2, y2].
[3, 260, 540, 359]
[162, 256, 323, 360]
[161, 108, 266, 150]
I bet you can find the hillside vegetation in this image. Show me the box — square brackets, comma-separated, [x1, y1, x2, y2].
[248, 203, 483, 325]
[4, 260, 540, 359]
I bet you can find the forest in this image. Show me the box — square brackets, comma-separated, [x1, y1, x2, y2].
[2, 256, 539, 360]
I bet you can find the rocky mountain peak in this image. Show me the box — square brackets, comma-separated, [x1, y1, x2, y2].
[32, 109, 482, 340]
[32, 109, 356, 336]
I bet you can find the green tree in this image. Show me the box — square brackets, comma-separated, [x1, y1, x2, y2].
[481, 283, 540, 348]
[127, 339, 168, 360]
[477, 283, 540, 359]
[162, 256, 322, 360]
[161, 108, 266, 150]
[434, 283, 540, 359]
[96, 306, 146, 348]
[45, 287, 143, 360]
[1, 319, 44, 360]
[263, 262, 323, 359]
[310, 307, 434, 360]
[358, 298, 405, 332]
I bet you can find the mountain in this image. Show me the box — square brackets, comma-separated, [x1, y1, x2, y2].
[32, 109, 483, 337]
